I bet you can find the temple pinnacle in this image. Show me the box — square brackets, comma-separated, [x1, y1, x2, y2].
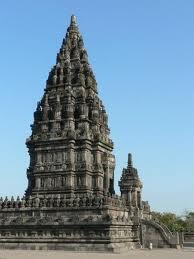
[128, 153, 133, 167]
[71, 15, 77, 25]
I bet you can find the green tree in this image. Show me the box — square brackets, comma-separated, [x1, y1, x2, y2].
[184, 211, 194, 231]
[151, 211, 186, 232]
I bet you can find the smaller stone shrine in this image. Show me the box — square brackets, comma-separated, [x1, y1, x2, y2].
[0, 15, 182, 252]
[119, 153, 143, 211]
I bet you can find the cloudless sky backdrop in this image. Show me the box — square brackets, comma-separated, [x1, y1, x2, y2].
[0, 0, 193, 214]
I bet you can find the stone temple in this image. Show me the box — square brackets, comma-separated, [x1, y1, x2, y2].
[0, 15, 182, 252]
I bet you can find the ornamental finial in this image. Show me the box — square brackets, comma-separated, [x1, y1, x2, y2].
[71, 15, 77, 25]
[128, 153, 133, 167]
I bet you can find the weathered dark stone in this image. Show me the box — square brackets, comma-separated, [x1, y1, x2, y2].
[0, 15, 181, 252]
[26, 15, 115, 199]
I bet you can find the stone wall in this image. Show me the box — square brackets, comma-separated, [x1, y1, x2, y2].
[184, 231, 194, 248]
[140, 219, 181, 248]
[0, 194, 140, 252]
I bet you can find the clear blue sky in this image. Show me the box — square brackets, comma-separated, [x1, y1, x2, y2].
[0, 0, 193, 215]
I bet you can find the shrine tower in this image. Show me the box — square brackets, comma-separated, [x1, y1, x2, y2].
[26, 15, 115, 198]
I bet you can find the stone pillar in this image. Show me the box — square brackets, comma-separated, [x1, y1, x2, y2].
[106, 160, 110, 192]
[128, 188, 132, 204]
[103, 167, 109, 194]
[69, 148, 75, 168]
[132, 188, 137, 207]
[37, 152, 42, 165]
[67, 141, 75, 191]
[137, 191, 142, 209]
[36, 177, 41, 189]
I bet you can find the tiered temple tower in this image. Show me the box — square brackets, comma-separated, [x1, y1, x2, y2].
[0, 16, 137, 252]
[26, 15, 115, 198]
[0, 15, 179, 252]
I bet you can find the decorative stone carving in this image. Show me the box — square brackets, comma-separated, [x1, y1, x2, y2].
[0, 15, 165, 253]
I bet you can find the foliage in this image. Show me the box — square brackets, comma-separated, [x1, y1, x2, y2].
[151, 211, 186, 232]
[184, 211, 194, 231]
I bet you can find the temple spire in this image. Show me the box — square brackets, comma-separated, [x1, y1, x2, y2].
[26, 15, 114, 198]
[128, 153, 133, 168]
[70, 15, 77, 26]
[68, 14, 79, 34]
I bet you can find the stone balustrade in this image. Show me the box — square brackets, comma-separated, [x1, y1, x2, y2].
[0, 194, 126, 210]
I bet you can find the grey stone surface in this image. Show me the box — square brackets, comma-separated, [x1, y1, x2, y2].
[184, 231, 194, 248]
[140, 219, 182, 248]
[0, 15, 181, 252]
